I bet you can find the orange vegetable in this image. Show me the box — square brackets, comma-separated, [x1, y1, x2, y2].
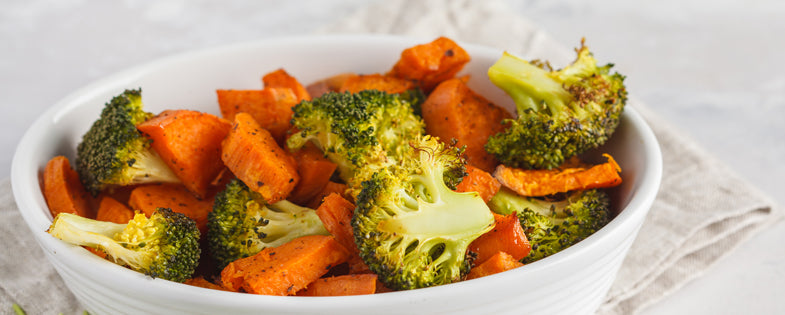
[297, 274, 377, 296]
[184, 276, 230, 291]
[422, 78, 512, 173]
[388, 37, 470, 92]
[339, 73, 415, 94]
[101, 185, 136, 206]
[85, 246, 107, 259]
[468, 213, 530, 265]
[262, 68, 311, 102]
[43, 156, 94, 219]
[137, 110, 231, 199]
[127, 183, 214, 235]
[220, 235, 350, 295]
[216, 87, 298, 143]
[288, 144, 338, 205]
[466, 251, 524, 280]
[219, 250, 260, 291]
[313, 193, 370, 274]
[494, 154, 623, 197]
[307, 181, 350, 209]
[95, 196, 134, 224]
[210, 167, 236, 189]
[305, 72, 356, 98]
[455, 165, 501, 203]
[221, 113, 299, 203]
[314, 193, 356, 252]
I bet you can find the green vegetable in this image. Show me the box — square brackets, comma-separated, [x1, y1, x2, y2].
[207, 179, 329, 269]
[286, 90, 424, 184]
[76, 88, 179, 196]
[352, 135, 494, 290]
[484, 43, 627, 169]
[489, 187, 611, 263]
[12, 303, 25, 315]
[47, 208, 200, 282]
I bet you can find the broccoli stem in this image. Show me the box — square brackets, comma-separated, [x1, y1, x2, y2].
[47, 213, 150, 269]
[489, 187, 569, 219]
[488, 52, 574, 117]
[119, 147, 180, 185]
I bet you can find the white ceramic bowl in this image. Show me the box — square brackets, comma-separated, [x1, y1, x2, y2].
[12, 35, 662, 315]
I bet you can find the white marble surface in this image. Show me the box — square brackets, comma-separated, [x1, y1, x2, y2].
[1, 0, 783, 314]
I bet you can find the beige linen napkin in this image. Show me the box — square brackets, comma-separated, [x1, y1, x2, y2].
[321, 0, 782, 314]
[0, 178, 82, 314]
[1, 0, 780, 314]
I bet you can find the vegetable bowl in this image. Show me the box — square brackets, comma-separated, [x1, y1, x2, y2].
[11, 35, 662, 315]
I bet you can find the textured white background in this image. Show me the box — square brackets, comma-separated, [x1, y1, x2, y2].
[1, 0, 783, 313]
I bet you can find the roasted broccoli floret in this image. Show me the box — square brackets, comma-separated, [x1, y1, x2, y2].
[352, 136, 494, 290]
[485, 42, 627, 169]
[287, 90, 424, 183]
[207, 179, 329, 269]
[47, 208, 200, 282]
[397, 88, 426, 117]
[76, 89, 179, 195]
[489, 187, 611, 263]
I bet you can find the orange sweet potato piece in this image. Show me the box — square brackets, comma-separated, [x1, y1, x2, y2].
[422, 78, 512, 173]
[307, 181, 350, 209]
[216, 88, 298, 143]
[388, 37, 470, 92]
[494, 154, 623, 197]
[466, 251, 524, 280]
[297, 274, 377, 296]
[314, 193, 356, 252]
[468, 213, 531, 265]
[314, 193, 371, 274]
[95, 196, 134, 224]
[305, 73, 356, 98]
[262, 68, 311, 102]
[137, 110, 231, 199]
[43, 156, 94, 219]
[288, 144, 338, 205]
[220, 250, 262, 291]
[127, 183, 214, 235]
[339, 74, 415, 94]
[221, 113, 299, 203]
[220, 235, 350, 295]
[455, 165, 501, 203]
[85, 246, 107, 259]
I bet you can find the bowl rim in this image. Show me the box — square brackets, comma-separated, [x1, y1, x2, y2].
[11, 34, 662, 310]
